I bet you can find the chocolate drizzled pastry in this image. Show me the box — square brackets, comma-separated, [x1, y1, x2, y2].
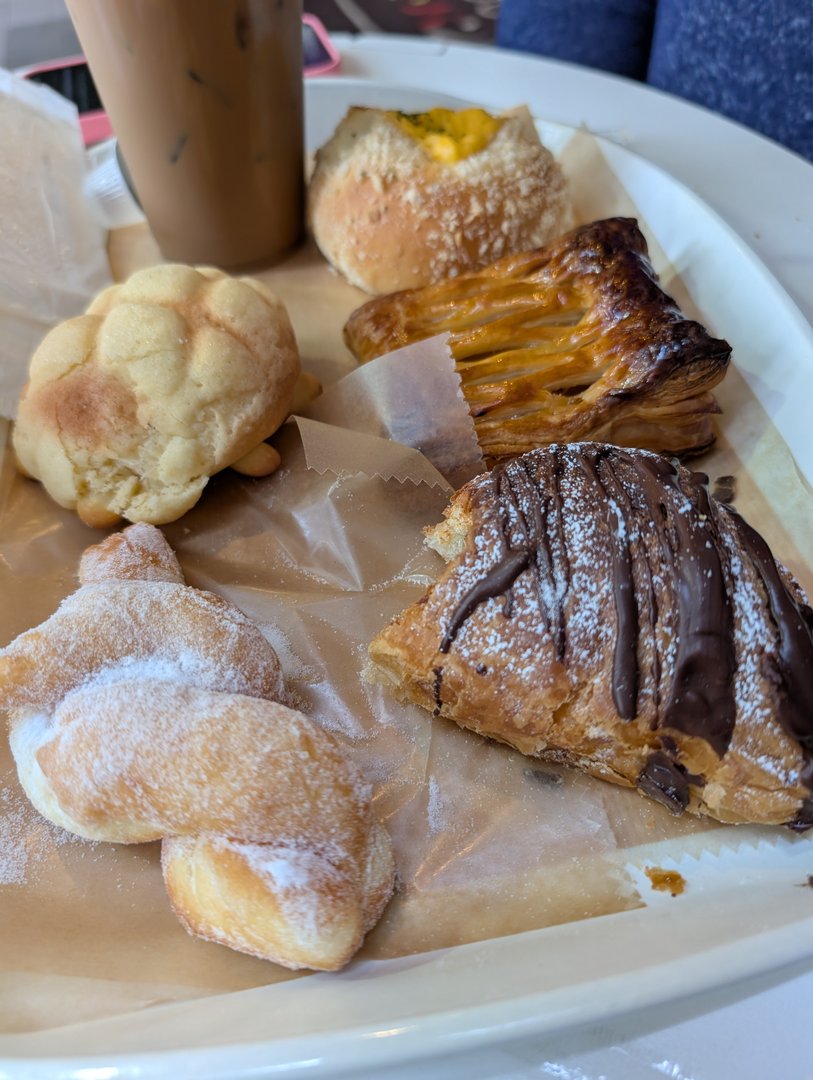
[368, 444, 813, 828]
[344, 218, 732, 462]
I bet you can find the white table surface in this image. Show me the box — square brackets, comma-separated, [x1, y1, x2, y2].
[324, 32, 813, 1080]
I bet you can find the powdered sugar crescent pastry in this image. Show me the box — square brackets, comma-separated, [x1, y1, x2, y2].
[0, 524, 395, 971]
[12, 263, 301, 527]
[368, 444, 813, 829]
[308, 105, 569, 294]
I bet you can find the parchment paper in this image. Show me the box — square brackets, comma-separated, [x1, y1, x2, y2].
[0, 130, 812, 1037]
[0, 68, 111, 420]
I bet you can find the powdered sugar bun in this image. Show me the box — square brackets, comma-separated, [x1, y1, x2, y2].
[0, 524, 396, 970]
[163, 793, 395, 969]
[307, 105, 570, 295]
[0, 579, 285, 718]
[78, 520, 185, 584]
[10, 680, 395, 970]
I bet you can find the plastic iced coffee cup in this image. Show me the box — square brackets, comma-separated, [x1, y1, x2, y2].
[65, 0, 305, 268]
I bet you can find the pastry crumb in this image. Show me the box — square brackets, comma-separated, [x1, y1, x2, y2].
[644, 866, 686, 896]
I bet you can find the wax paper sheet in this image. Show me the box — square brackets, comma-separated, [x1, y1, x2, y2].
[0, 67, 111, 420]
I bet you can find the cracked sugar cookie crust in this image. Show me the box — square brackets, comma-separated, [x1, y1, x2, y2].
[12, 264, 300, 526]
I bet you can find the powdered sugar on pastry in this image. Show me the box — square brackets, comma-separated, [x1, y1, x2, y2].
[0, 524, 396, 971]
[78, 520, 185, 584]
[0, 580, 286, 716]
[369, 444, 813, 829]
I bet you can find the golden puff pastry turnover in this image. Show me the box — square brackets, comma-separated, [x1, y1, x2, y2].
[12, 264, 301, 527]
[0, 524, 395, 971]
[344, 217, 732, 461]
[368, 444, 813, 830]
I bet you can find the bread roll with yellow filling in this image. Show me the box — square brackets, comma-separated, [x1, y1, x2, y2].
[307, 105, 570, 295]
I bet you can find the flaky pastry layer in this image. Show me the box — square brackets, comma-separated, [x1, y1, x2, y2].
[344, 218, 732, 460]
[368, 444, 813, 829]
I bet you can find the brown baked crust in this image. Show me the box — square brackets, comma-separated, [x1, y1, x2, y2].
[307, 106, 570, 294]
[367, 444, 813, 829]
[344, 217, 732, 460]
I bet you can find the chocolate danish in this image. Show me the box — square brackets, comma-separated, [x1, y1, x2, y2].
[368, 444, 813, 828]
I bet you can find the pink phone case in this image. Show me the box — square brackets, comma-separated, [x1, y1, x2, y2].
[20, 16, 341, 146]
[302, 13, 341, 76]
[17, 54, 113, 145]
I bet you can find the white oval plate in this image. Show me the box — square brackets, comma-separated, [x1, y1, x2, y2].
[3, 76, 813, 1080]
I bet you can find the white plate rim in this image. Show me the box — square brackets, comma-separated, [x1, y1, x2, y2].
[3, 76, 813, 1079]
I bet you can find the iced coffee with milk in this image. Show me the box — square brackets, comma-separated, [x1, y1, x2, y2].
[66, 0, 305, 268]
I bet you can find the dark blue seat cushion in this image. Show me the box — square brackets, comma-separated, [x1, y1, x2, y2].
[496, 0, 813, 160]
